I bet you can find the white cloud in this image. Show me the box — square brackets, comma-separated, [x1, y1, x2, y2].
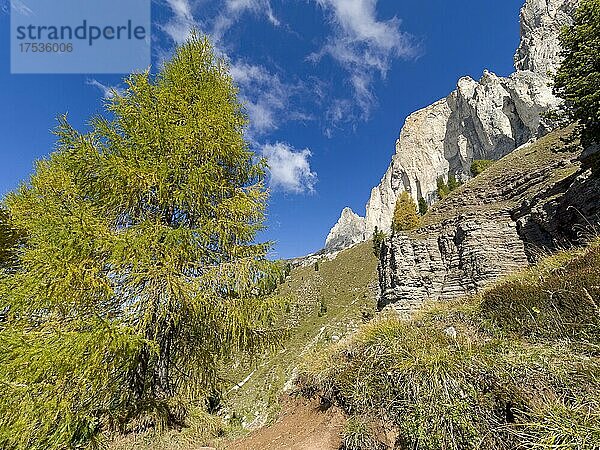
[162, 0, 201, 44]
[213, 0, 279, 42]
[161, 0, 279, 46]
[85, 79, 124, 99]
[229, 61, 299, 137]
[311, 0, 419, 119]
[262, 142, 317, 194]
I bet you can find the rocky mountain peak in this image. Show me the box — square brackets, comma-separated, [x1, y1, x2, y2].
[324, 207, 366, 252]
[323, 0, 576, 252]
[515, 0, 578, 74]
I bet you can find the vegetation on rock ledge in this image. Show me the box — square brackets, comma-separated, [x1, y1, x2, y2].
[391, 192, 420, 232]
[554, 0, 600, 146]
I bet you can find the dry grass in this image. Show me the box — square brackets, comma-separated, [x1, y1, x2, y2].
[299, 239, 600, 449]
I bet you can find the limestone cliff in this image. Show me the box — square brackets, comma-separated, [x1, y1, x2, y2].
[324, 207, 366, 252]
[324, 0, 577, 251]
[514, 0, 579, 74]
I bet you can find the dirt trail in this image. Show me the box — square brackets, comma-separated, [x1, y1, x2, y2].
[226, 397, 345, 450]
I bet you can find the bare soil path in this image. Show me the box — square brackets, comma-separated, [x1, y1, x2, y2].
[225, 397, 345, 450]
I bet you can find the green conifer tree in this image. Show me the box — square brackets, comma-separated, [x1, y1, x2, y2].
[437, 176, 450, 199]
[448, 173, 462, 191]
[0, 32, 283, 449]
[418, 198, 428, 216]
[554, 0, 600, 146]
[372, 226, 386, 258]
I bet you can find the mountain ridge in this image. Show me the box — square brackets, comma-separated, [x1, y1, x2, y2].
[324, 0, 578, 253]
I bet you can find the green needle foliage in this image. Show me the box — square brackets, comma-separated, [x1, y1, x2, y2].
[447, 173, 462, 191]
[418, 197, 428, 216]
[371, 227, 386, 258]
[0, 208, 22, 272]
[437, 173, 461, 199]
[554, 0, 600, 146]
[391, 192, 420, 232]
[0, 32, 284, 450]
[436, 176, 450, 199]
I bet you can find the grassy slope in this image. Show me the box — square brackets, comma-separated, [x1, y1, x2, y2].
[222, 241, 378, 434]
[299, 242, 600, 449]
[421, 126, 581, 228]
[109, 241, 378, 449]
[296, 127, 600, 449]
[222, 126, 589, 444]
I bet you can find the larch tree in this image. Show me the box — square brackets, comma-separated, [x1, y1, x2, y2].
[0, 208, 22, 272]
[0, 32, 284, 450]
[392, 192, 420, 232]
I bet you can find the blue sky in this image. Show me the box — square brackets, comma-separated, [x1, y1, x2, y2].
[0, 0, 524, 259]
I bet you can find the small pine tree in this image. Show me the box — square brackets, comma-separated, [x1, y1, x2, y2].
[448, 173, 462, 191]
[554, 0, 600, 146]
[318, 297, 328, 316]
[437, 176, 450, 199]
[284, 262, 292, 277]
[372, 226, 386, 258]
[392, 192, 420, 232]
[418, 198, 428, 216]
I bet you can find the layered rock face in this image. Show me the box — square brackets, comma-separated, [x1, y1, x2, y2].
[324, 0, 577, 251]
[378, 215, 528, 313]
[378, 128, 600, 313]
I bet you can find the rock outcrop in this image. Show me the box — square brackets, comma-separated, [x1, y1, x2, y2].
[378, 215, 528, 313]
[324, 0, 577, 251]
[363, 70, 560, 236]
[324, 207, 366, 252]
[378, 128, 600, 313]
[515, 0, 578, 74]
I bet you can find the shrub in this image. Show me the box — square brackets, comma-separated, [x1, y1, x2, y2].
[372, 227, 386, 258]
[437, 176, 450, 199]
[318, 297, 328, 317]
[447, 173, 462, 191]
[392, 192, 420, 232]
[418, 197, 428, 216]
[470, 159, 495, 176]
